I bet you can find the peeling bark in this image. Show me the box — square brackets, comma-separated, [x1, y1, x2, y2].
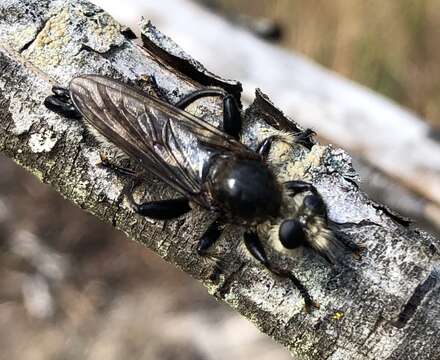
[0, 1, 439, 359]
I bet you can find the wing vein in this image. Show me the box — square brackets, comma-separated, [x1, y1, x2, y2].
[69, 75, 256, 207]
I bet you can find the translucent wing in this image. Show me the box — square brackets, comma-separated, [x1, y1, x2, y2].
[69, 75, 255, 207]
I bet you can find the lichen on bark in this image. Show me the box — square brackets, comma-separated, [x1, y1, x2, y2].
[0, 1, 439, 359]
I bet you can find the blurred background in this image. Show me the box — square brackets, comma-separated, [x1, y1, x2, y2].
[1, 0, 439, 359]
[216, 0, 440, 127]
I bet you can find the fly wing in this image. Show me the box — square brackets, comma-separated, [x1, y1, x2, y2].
[69, 75, 255, 206]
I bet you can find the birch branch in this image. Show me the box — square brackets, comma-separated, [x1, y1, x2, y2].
[0, 1, 439, 359]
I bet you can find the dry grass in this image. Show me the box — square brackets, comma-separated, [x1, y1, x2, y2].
[217, 0, 440, 127]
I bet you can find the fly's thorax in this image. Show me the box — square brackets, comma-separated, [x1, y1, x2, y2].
[205, 155, 282, 222]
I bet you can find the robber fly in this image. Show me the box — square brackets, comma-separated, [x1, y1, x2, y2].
[44, 75, 354, 311]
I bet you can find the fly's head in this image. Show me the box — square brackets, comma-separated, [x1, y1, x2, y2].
[253, 133, 347, 264]
[278, 190, 327, 245]
[258, 186, 342, 263]
[207, 156, 282, 223]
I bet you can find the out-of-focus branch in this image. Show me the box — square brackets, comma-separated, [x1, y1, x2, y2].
[0, 1, 439, 359]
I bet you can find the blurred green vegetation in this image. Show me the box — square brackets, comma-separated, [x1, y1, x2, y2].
[216, 0, 440, 126]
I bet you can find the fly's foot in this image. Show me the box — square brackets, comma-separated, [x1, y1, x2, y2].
[97, 153, 139, 178]
[273, 266, 318, 313]
[351, 243, 366, 260]
[304, 300, 320, 314]
[97, 152, 110, 167]
[137, 74, 169, 101]
[295, 128, 316, 148]
[44, 85, 82, 120]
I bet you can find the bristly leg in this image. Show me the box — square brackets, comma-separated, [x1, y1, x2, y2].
[44, 86, 82, 119]
[243, 231, 319, 312]
[118, 173, 191, 220]
[257, 129, 316, 160]
[221, 94, 242, 140]
[257, 136, 275, 160]
[99, 154, 191, 220]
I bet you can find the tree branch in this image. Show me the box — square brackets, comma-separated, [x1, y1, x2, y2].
[0, 1, 439, 359]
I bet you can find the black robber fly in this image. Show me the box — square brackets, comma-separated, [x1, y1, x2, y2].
[44, 75, 354, 311]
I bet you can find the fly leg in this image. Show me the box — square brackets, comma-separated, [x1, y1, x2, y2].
[258, 135, 299, 161]
[129, 198, 191, 219]
[284, 180, 328, 220]
[197, 217, 227, 278]
[95, 155, 148, 210]
[44, 86, 82, 119]
[257, 130, 316, 161]
[257, 136, 276, 160]
[117, 170, 190, 219]
[284, 180, 318, 195]
[98, 161, 190, 219]
[221, 93, 242, 139]
[142, 75, 242, 139]
[175, 89, 242, 140]
[294, 128, 316, 148]
[197, 217, 225, 256]
[98, 152, 189, 219]
[243, 231, 319, 312]
[126, 185, 191, 219]
[98, 153, 139, 178]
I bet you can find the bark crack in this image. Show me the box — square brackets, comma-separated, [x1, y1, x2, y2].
[215, 261, 247, 299]
[67, 143, 82, 177]
[18, 14, 56, 53]
[393, 266, 439, 328]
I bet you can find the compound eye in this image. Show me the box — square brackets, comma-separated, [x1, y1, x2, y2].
[279, 219, 307, 249]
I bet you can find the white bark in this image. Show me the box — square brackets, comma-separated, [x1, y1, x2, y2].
[0, 1, 439, 359]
